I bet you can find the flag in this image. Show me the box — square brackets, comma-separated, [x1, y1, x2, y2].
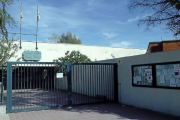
[37, 6, 40, 22]
[20, 3, 23, 23]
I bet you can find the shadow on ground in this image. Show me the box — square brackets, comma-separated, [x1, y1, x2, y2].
[4, 89, 107, 110]
[57, 103, 180, 120]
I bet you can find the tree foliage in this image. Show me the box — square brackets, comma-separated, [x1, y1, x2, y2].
[0, 38, 19, 64]
[0, 0, 19, 64]
[53, 50, 90, 75]
[47, 32, 81, 44]
[54, 50, 91, 63]
[0, 0, 16, 39]
[129, 0, 180, 36]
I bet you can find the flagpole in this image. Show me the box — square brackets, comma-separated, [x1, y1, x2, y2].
[3, 3, 5, 40]
[20, 19, 22, 49]
[20, 3, 22, 49]
[36, 6, 38, 50]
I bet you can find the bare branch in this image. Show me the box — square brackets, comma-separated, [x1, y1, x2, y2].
[129, 0, 180, 36]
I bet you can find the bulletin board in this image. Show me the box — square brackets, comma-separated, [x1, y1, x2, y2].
[156, 64, 180, 88]
[132, 65, 153, 86]
[132, 61, 180, 89]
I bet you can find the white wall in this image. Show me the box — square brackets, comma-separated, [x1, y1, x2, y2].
[8, 41, 146, 62]
[97, 49, 180, 117]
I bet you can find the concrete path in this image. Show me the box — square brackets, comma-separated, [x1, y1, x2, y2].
[8, 103, 180, 120]
[0, 105, 9, 120]
[0, 113, 9, 120]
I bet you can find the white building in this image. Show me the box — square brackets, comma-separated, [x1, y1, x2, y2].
[9, 41, 146, 62]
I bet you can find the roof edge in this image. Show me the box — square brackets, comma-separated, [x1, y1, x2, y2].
[16, 40, 146, 50]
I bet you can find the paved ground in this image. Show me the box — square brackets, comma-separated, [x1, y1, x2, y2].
[4, 89, 106, 111]
[8, 103, 180, 120]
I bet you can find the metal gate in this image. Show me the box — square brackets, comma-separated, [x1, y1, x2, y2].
[6, 62, 118, 113]
[71, 63, 118, 105]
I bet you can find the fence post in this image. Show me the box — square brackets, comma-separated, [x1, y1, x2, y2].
[67, 63, 72, 106]
[114, 64, 118, 103]
[7, 62, 12, 113]
[0, 65, 3, 103]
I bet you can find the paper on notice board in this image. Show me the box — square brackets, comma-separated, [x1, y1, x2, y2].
[157, 71, 161, 75]
[145, 68, 152, 73]
[176, 79, 180, 86]
[163, 69, 168, 75]
[160, 75, 165, 83]
[133, 77, 137, 84]
[136, 76, 142, 81]
[146, 75, 152, 82]
[145, 66, 152, 73]
[145, 66, 151, 69]
[174, 71, 180, 78]
[170, 78, 176, 87]
[174, 64, 180, 71]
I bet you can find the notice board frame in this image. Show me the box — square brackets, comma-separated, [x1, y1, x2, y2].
[131, 61, 180, 89]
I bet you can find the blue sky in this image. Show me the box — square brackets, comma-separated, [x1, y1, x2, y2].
[6, 0, 176, 49]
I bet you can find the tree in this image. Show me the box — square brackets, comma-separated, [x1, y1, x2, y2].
[0, 0, 19, 64]
[53, 50, 91, 75]
[53, 50, 91, 63]
[0, 0, 15, 39]
[0, 38, 19, 64]
[47, 32, 82, 44]
[129, 0, 180, 36]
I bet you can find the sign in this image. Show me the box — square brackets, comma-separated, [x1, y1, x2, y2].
[22, 51, 41, 61]
[170, 78, 176, 87]
[56, 73, 63, 78]
[174, 64, 180, 71]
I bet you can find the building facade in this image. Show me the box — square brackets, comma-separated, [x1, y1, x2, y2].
[147, 40, 180, 53]
[9, 41, 146, 62]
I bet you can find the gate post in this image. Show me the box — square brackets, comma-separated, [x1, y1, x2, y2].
[7, 62, 12, 113]
[0, 65, 4, 103]
[114, 64, 118, 103]
[67, 63, 72, 106]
